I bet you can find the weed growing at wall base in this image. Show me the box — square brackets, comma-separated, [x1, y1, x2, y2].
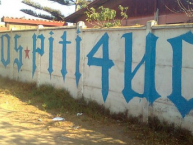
[0, 76, 193, 145]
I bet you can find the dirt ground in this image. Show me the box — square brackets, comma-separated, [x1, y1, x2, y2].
[1, 77, 192, 145]
[0, 90, 145, 145]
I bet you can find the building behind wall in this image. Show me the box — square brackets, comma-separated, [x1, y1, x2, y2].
[0, 17, 66, 31]
[64, 0, 193, 27]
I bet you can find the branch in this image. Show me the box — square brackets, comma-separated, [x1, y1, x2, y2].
[22, 0, 42, 9]
[162, 0, 193, 17]
[177, 0, 193, 17]
[22, 0, 65, 20]
[20, 9, 55, 20]
[48, 0, 90, 9]
[42, 6, 65, 20]
[48, 0, 75, 5]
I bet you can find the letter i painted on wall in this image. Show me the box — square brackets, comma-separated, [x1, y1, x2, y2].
[1, 34, 10, 67]
[32, 33, 45, 78]
[14, 34, 23, 72]
[48, 31, 54, 79]
[59, 31, 71, 81]
[87, 33, 114, 102]
[122, 32, 160, 104]
[167, 31, 193, 118]
[75, 28, 82, 87]
[143, 33, 161, 104]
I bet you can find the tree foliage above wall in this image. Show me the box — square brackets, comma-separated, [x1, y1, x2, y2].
[85, 5, 128, 28]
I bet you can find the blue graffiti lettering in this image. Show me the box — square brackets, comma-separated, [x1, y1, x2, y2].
[75, 33, 82, 87]
[59, 31, 71, 81]
[87, 33, 114, 102]
[144, 33, 161, 104]
[167, 31, 193, 118]
[1, 34, 10, 67]
[122, 32, 160, 104]
[48, 31, 54, 79]
[14, 34, 23, 72]
[32, 33, 45, 77]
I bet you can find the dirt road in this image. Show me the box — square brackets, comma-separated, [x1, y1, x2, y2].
[1, 77, 191, 145]
[0, 94, 141, 145]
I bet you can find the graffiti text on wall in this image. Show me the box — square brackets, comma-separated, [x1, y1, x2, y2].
[1, 31, 193, 118]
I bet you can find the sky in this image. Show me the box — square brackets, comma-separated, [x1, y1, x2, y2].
[0, 0, 75, 21]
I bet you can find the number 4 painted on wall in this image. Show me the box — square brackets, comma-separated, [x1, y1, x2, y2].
[87, 33, 114, 102]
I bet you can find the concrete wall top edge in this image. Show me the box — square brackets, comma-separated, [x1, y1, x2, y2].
[82, 26, 146, 32]
[152, 23, 193, 30]
[38, 26, 77, 32]
[0, 30, 11, 33]
[0, 26, 77, 33]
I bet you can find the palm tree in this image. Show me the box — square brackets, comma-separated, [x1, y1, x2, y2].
[21, 0, 91, 21]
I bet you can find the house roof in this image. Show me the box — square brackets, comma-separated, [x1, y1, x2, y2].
[2, 17, 66, 26]
[0, 25, 7, 31]
[64, 0, 109, 23]
[64, 0, 188, 23]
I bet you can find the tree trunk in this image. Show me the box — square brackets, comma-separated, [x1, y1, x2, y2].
[75, 0, 79, 11]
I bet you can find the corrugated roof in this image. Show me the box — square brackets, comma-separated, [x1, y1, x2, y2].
[2, 17, 66, 26]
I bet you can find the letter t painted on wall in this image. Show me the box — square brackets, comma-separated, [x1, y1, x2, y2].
[59, 31, 71, 81]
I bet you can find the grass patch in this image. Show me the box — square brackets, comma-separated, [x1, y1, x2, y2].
[0, 76, 193, 145]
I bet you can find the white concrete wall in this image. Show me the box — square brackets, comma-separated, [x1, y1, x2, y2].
[1, 22, 193, 132]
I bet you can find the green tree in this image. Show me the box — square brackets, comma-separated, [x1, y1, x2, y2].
[85, 5, 128, 28]
[21, 0, 91, 21]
